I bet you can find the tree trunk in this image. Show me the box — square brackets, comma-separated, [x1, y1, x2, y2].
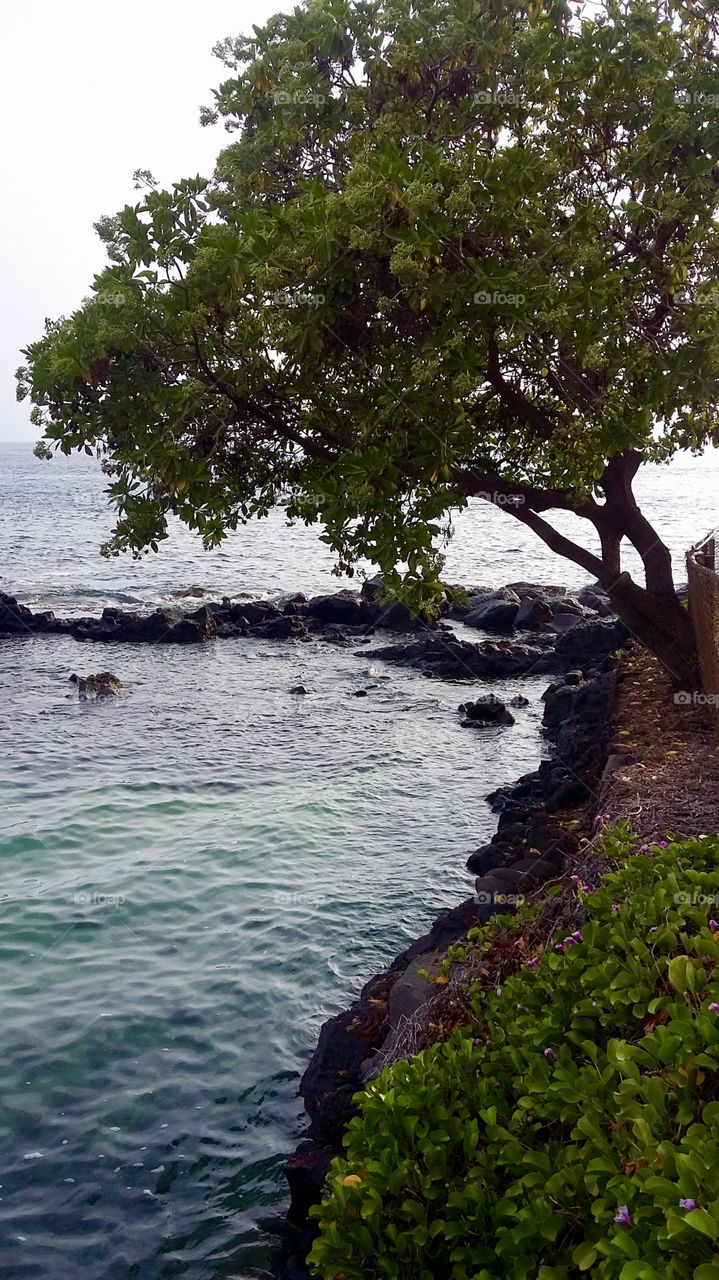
[604, 572, 700, 689]
[474, 457, 702, 688]
[596, 453, 700, 688]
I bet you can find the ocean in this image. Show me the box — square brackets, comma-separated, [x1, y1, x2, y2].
[0, 442, 717, 1278]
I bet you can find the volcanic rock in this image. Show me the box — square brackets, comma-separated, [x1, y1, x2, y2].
[459, 695, 515, 726]
[70, 672, 123, 700]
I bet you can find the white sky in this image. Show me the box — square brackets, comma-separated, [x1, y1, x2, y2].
[0, 0, 288, 441]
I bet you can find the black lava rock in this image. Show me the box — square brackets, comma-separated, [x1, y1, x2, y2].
[459, 695, 515, 726]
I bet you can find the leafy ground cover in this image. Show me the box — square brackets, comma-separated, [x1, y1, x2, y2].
[309, 827, 719, 1279]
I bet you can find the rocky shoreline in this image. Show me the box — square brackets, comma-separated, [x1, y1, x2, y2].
[276, 605, 627, 1278]
[0, 579, 626, 682]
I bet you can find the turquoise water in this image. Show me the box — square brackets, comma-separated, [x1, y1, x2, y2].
[0, 609, 549, 1278]
[1, 443, 717, 1278]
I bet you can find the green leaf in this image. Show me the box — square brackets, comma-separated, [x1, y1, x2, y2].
[685, 1209, 719, 1239]
[668, 956, 693, 994]
[572, 1241, 598, 1270]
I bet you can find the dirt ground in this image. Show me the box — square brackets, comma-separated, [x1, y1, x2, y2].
[602, 645, 719, 840]
[390, 644, 719, 1054]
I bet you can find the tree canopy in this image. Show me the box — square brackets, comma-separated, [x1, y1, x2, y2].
[17, 0, 719, 678]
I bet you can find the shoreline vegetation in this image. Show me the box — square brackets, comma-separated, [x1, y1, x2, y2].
[284, 643, 719, 1279]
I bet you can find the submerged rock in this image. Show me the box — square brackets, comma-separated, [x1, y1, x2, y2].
[70, 672, 123, 700]
[320, 623, 353, 646]
[458, 695, 515, 726]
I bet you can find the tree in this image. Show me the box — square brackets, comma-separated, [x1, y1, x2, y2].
[17, 0, 719, 685]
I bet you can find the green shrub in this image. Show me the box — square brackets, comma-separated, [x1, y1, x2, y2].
[309, 831, 719, 1279]
[444, 584, 471, 611]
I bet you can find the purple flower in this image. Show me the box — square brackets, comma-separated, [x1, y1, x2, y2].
[679, 1198, 698, 1211]
[710, 920, 719, 933]
[640, 844, 651, 855]
[563, 931, 583, 947]
[658, 840, 669, 848]
[526, 956, 540, 969]
[611, 904, 620, 914]
[648, 927, 658, 934]
[544, 1047, 556, 1059]
[709, 1002, 719, 1012]
[570, 875, 581, 884]
[554, 943, 564, 953]
[614, 1205, 631, 1225]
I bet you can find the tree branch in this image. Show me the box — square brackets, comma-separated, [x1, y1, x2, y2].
[189, 338, 339, 463]
[485, 334, 557, 440]
[507, 506, 606, 580]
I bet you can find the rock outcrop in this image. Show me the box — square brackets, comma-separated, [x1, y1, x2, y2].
[0, 586, 623, 668]
[363, 616, 627, 680]
[0, 592, 55, 634]
[362, 633, 556, 678]
[463, 588, 520, 631]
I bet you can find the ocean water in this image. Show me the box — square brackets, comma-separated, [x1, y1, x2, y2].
[0, 442, 717, 1279]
